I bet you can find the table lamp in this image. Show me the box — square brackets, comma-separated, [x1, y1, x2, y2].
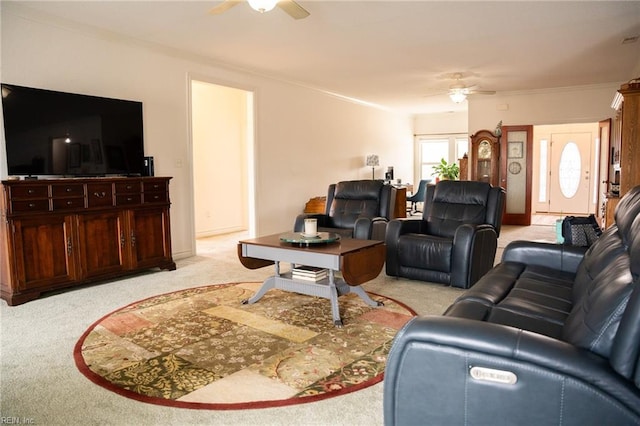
[366, 154, 379, 180]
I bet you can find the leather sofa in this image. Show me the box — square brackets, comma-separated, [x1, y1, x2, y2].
[385, 180, 505, 288]
[384, 185, 640, 425]
[294, 180, 397, 240]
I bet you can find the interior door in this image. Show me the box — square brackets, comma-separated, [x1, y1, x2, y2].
[548, 132, 593, 214]
[500, 125, 533, 225]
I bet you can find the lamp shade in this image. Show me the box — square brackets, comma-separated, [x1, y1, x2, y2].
[449, 90, 467, 104]
[248, 0, 278, 13]
[366, 154, 380, 167]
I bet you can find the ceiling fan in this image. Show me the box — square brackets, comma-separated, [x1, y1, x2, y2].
[209, 0, 310, 19]
[447, 73, 496, 103]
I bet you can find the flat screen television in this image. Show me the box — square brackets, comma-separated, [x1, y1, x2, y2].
[1, 83, 144, 177]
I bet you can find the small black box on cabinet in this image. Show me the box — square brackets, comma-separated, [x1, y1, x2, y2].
[143, 156, 154, 176]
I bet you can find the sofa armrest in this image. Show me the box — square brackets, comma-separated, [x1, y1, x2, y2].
[385, 219, 425, 275]
[386, 218, 424, 238]
[354, 216, 388, 240]
[502, 240, 587, 274]
[450, 224, 497, 288]
[384, 316, 640, 426]
[380, 184, 398, 219]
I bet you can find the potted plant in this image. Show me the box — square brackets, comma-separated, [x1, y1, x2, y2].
[431, 158, 460, 181]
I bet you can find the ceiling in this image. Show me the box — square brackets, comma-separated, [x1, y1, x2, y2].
[5, 1, 640, 114]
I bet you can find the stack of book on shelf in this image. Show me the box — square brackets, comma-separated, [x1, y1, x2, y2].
[291, 265, 328, 282]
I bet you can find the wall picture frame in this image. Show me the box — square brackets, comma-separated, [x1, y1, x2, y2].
[508, 141, 524, 159]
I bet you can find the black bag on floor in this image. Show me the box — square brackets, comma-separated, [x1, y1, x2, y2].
[561, 214, 602, 247]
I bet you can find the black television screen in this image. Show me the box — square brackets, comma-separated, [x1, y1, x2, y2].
[1, 83, 144, 177]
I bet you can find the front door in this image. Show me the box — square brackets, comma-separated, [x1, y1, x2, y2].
[548, 132, 593, 214]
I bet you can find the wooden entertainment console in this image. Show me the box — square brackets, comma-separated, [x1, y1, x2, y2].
[0, 177, 176, 305]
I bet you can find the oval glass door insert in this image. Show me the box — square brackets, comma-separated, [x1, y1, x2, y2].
[559, 142, 581, 198]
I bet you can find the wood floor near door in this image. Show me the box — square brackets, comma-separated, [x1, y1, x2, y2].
[531, 214, 564, 226]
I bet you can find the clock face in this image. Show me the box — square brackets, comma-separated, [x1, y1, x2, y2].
[478, 140, 491, 159]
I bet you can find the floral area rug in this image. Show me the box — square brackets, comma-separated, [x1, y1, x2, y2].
[74, 282, 416, 409]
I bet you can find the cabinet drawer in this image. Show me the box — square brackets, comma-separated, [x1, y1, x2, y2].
[115, 181, 141, 194]
[52, 183, 84, 197]
[143, 191, 167, 204]
[10, 199, 50, 213]
[116, 194, 142, 206]
[10, 185, 49, 199]
[53, 197, 85, 211]
[143, 181, 167, 192]
[87, 183, 114, 208]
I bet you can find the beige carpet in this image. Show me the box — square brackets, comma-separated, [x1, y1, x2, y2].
[1, 223, 556, 425]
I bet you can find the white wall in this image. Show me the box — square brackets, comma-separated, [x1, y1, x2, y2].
[414, 85, 620, 138]
[413, 111, 468, 135]
[468, 85, 620, 132]
[0, 5, 413, 258]
[413, 87, 620, 204]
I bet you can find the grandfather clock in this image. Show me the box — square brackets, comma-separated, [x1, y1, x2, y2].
[470, 129, 500, 187]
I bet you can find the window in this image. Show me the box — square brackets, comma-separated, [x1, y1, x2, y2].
[456, 138, 469, 161]
[538, 139, 548, 202]
[415, 134, 468, 181]
[558, 142, 581, 198]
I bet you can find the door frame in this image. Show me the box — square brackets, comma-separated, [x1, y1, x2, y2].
[500, 125, 533, 225]
[533, 122, 600, 216]
[596, 119, 612, 223]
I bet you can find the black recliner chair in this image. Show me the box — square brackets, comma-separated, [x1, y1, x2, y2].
[385, 180, 505, 289]
[294, 180, 397, 240]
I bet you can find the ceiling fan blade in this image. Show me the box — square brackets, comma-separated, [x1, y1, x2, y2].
[422, 91, 448, 98]
[277, 0, 310, 19]
[209, 0, 241, 15]
[467, 89, 496, 95]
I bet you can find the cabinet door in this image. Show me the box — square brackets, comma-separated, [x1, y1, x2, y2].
[12, 215, 78, 290]
[77, 212, 128, 278]
[127, 207, 174, 270]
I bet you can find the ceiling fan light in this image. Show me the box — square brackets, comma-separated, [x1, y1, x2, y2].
[449, 91, 467, 103]
[248, 0, 278, 13]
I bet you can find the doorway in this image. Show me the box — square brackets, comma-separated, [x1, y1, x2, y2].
[533, 123, 599, 216]
[190, 79, 254, 249]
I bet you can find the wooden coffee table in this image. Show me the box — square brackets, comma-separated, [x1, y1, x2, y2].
[237, 232, 386, 327]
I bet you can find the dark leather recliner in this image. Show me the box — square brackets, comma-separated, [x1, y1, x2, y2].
[385, 180, 505, 289]
[384, 185, 640, 426]
[294, 180, 397, 240]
